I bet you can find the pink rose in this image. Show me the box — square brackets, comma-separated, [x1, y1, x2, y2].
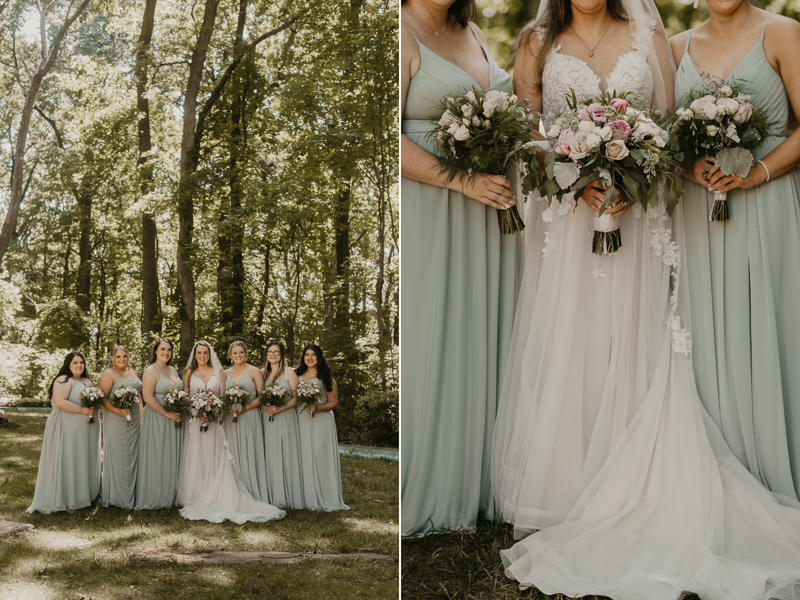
[604, 119, 632, 140]
[557, 129, 575, 155]
[610, 98, 630, 111]
[586, 103, 606, 123]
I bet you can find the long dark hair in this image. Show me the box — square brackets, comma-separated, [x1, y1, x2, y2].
[295, 344, 333, 392]
[517, 0, 628, 84]
[48, 351, 89, 399]
[149, 338, 174, 365]
[262, 340, 286, 382]
[401, 0, 477, 28]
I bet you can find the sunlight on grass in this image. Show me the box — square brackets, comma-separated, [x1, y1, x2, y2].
[0, 414, 399, 599]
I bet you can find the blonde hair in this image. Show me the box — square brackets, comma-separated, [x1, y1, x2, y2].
[105, 345, 131, 370]
[228, 341, 248, 359]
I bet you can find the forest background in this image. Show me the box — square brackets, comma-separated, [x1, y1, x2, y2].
[0, 0, 398, 447]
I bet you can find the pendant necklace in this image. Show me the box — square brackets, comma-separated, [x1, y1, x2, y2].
[570, 20, 613, 57]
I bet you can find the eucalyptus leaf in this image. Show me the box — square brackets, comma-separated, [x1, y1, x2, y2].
[717, 147, 754, 177]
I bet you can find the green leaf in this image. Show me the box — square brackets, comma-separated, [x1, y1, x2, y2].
[553, 162, 581, 190]
[716, 146, 754, 178]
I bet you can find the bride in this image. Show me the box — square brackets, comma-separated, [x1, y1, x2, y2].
[177, 341, 285, 524]
[492, 0, 800, 596]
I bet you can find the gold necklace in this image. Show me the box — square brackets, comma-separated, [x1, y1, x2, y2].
[570, 20, 613, 57]
[408, 4, 449, 37]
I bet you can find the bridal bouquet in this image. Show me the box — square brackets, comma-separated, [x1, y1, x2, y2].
[428, 86, 541, 235]
[79, 385, 105, 424]
[163, 389, 190, 429]
[222, 385, 249, 423]
[296, 379, 323, 417]
[110, 386, 139, 428]
[261, 383, 290, 422]
[528, 91, 682, 255]
[668, 77, 769, 221]
[190, 390, 223, 433]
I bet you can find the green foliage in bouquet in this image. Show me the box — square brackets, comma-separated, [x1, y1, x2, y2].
[427, 86, 542, 234]
[666, 77, 770, 177]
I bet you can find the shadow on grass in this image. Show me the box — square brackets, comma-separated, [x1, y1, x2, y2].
[402, 519, 702, 600]
[0, 414, 399, 599]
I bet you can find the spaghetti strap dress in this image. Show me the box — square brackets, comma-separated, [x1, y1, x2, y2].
[401, 24, 521, 536]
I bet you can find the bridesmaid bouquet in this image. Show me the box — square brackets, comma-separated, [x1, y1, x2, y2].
[79, 386, 105, 424]
[222, 385, 249, 423]
[163, 389, 190, 429]
[668, 77, 769, 221]
[529, 90, 682, 255]
[296, 379, 323, 417]
[189, 390, 223, 433]
[428, 86, 541, 235]
[262, 383, 290, 422]
[110, 386, 139, 428]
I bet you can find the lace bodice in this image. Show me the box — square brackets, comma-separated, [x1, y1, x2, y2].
[190, 371, 221, 394]
[541, 48, 653, 127]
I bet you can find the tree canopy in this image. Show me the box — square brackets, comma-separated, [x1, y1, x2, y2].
[0, 0, 398, 444]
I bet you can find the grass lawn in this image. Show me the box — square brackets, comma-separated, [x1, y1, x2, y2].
[402, 520, 703, 600]
[0, 413, 399, 600]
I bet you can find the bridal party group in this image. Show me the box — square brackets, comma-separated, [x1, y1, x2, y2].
[27, 337, 349, 522]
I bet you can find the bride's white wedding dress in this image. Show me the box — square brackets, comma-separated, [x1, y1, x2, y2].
[177, 370, 285, 524]
[493, 24, 800, 600]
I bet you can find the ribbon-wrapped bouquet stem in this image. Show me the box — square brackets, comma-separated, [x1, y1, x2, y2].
[667, 77, 769, 221]
[428, 86, 542, 235]
[525, 91, 682, 255]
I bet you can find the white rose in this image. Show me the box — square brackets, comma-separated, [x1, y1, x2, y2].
[586, 132, 602, 151]
[605, 139, 629, 160]
[719, 85, 732, 97]
[706, 125, 719, 137]
[447, 122, 459, 135]
[485, 90, 510, 113]
[568, 131, 590, 160]
[578, 120, 595, 132]
[655, 132, 666, 148]
[438, 110, 457, 127]
[472, 116, 481, 127]
[733, 101, 753, 124]
[599, 126, 613, 142]
[462, 103, 474, 118]
[547, 124, 562, 138]
[690, 96, 718, 120]
[482, 99, 496, 118]
[715, 97, 739, 116]
[465, 91, 477, 103]
[483, 119, 491, 128]
[681, 108, 694, 121]
[462, 118, 470, 125]
[509, 94, 518, 104]
[454, 125, 470, 141]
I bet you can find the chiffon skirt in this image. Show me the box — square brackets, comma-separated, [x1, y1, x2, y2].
[135, 405, 183, 509]
[224, 409, 269, 502]
[27, 407, 101, 513]
[262, 407, 303, 509]
[297, 409, 348, 511]
[100, 402, 140, 508]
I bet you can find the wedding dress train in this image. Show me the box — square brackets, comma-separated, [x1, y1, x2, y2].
[177, 348, 284, 524]
[493, 10, 800, 599]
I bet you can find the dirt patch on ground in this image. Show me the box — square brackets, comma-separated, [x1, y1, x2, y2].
[132, 546, 393, 565]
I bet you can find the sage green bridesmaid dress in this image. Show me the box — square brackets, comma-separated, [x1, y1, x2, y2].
[100, 377, 142, 508]
[224, 370, 269, 501]
[135, 374, 184, 509]
[27, 379, 101, 513]
[262, 376, 303, 509]
[297, 378, 349, 511]
[401, 26, 521, 536]
[675, 14, 800, 500]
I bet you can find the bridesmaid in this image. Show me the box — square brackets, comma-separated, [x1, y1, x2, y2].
[401, 0, 521, 536]
[98, 346, 142, 509]
[135, 338, 184, 509]
[261, 340, 303, 509]
[671, 3, 800, 499]
[295, 344, 349, 511]
[28, 352, 100, 513]
[224, 341, 269, 501]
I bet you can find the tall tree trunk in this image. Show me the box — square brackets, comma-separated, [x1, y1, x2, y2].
[136, 0, 161, 339]
[62, 238, 71, 298]
[76, 190, 92, 313]
[0, 0, 92, 268]
[219, 0, 249, 340]
[256, 244, 269, 329]
[177, 0, 218, 358]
